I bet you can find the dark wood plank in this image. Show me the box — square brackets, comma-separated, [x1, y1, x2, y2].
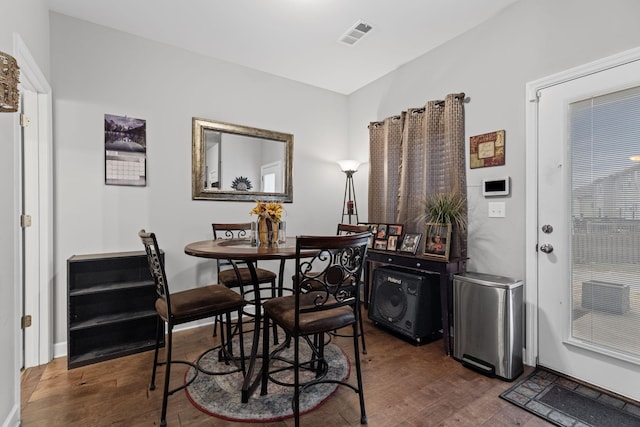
[21, 309, 551, 426]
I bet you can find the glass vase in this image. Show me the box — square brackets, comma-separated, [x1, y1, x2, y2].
[257, 217, 278, 246]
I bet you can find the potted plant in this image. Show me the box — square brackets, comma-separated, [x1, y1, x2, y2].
[421, 192, 467, 259]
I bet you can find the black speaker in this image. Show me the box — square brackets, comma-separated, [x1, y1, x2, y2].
[369, 266, 442, 343]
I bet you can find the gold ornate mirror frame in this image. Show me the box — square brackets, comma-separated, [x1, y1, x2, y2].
[192, 118, 293, 202]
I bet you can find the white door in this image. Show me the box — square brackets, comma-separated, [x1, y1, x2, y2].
[21, 88, 40, 369]
[261, 161, 283, 193]
[537, 56, 640, 401]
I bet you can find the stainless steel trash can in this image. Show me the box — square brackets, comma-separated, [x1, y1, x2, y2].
[453, 272, 523, 381]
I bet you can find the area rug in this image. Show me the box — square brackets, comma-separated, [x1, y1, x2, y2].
[500, 368, 640, 426]
[185, 340, 350, 422]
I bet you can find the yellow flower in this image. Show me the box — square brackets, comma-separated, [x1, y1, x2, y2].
[250, 201, 283, 222]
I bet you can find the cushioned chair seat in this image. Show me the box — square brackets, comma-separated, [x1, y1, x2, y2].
[155, 285, 245, 322]
[139, 229, 246, 427]
[260, 233, 369, 426]
[219, 267, 277, 287]
[263, 293, 355, 336]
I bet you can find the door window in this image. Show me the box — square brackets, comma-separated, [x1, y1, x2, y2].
[570, 85, 640, 359]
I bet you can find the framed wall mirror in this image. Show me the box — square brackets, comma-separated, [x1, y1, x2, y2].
[192, 118, 293, 202]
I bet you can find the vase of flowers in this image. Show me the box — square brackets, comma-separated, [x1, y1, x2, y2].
[250, 201, 284, 246]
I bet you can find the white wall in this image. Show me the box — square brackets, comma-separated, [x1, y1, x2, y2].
[50, 13, 350, 349]
[40, 0, 640, 373]
[348, 0, 640, 281]
[0, 1, 50, 425]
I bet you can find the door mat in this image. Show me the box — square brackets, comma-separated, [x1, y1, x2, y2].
[500, 368, 640, 426]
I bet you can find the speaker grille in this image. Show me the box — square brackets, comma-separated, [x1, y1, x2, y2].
[369, 266, 442, 342]
[374, 282, 407, 322]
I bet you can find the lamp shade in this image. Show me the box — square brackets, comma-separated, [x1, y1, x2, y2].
[0, 50, 20, 113]
[337, 159, 360, 173]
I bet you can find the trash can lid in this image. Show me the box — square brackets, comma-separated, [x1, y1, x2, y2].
[454, 271, 523, 288]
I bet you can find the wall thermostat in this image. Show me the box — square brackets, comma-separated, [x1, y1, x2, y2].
[482, 177, 510, 197]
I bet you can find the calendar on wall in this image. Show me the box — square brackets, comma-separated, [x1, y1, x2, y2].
[104, 114, 147, 186]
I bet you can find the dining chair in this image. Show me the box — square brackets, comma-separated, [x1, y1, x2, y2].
[261, 232, 370, 426]
[139, 230, 246, 427]
[211, 223, 280, 339]
[335, 223, 372, 354]
[292, 223, 372, 353]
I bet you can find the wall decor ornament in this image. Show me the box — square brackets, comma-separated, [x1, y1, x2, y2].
[231, 176, 253, 191]
[470, 130, 505, 169]
[0, 50, 20, 112]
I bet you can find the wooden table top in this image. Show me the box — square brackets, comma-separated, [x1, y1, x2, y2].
[184, 237, 304, 261]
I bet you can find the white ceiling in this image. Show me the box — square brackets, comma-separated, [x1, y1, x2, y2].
[48, 0, 519, 95]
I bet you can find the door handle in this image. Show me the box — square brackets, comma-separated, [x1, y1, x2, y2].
[540, 243, 554, 254]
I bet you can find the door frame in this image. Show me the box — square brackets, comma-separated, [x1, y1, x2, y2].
[13, 33, 53, 368]
[525, 46, 640, 367]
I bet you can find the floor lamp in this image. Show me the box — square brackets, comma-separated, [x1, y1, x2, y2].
[338, 160, 360, 224]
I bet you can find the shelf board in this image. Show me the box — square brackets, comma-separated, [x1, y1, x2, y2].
[69, 280, 155, 296]
[69, 309, 157, 331]
[68, 250, 150, 262]
[68, 338, 159, 369]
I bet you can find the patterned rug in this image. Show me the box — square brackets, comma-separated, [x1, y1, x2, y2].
[185, 339, 350, 422]
[500, 368, 640, 426]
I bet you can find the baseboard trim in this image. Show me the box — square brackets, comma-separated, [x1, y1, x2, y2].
[1, 403, 19, 427]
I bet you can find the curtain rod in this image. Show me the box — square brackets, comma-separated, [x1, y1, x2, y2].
[369, 92, 467, 125]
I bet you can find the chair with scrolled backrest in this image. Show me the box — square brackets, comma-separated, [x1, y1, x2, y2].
[211, 223, 279, 334]
[334, 223, 372, 353]
[261, 232, 370, 426]
[139, 229, 246, 427]
[291, 223, 372, 352]
[212, 223, 278, 292]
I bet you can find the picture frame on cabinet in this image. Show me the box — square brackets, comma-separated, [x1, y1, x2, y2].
[398, 233, 421, 254]
[423, 223, 451, 260]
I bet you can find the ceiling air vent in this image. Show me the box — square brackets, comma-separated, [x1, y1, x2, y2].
[339, 20, 373, 46]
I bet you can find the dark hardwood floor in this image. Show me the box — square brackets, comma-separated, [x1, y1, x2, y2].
[20, 311, 551, 426]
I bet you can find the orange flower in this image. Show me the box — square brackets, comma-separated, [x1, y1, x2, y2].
[250, 201, 283, 222]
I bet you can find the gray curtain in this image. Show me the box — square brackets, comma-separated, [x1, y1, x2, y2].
[368, 93, 467, 258]
[368, 112, 405, 223]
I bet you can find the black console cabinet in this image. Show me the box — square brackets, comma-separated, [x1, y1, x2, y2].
[67, 251, 162, 369]
[364, 249, 466, 355]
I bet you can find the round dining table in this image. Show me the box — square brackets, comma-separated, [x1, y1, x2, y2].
[185, 237, 300, 262]
[184, 237, 313, 403]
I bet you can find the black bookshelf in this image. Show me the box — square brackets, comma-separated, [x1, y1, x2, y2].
[67, 251, 162, 369]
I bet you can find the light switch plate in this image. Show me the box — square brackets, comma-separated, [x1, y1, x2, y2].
[488, 202, 506, 218]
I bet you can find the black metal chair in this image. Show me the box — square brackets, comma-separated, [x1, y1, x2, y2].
[211, 223, 281, 340]
[212, 222, 278, 292]
[292, 223, 372, 353]
[261, 232, 370, 426]
[139, 230, 246, 427]
[334, 224, 372, 354]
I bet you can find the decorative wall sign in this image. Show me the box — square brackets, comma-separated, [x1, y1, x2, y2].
[470, 130, 505, 169]
[104, 114, 147, 186]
